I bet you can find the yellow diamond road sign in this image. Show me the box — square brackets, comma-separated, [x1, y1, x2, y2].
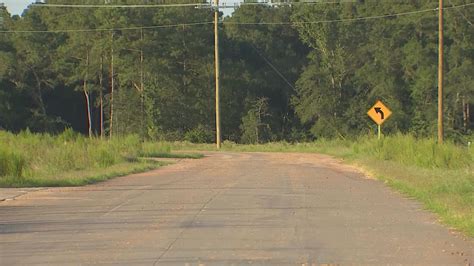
[367, 100, 392, 125]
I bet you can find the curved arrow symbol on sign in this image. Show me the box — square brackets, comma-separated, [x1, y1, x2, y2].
[375, 107, 384, 120]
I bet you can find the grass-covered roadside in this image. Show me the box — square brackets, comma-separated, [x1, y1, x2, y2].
[0, 130, 201, 188]
[0, 160, 164, 187]
[169, 135, 474, 236]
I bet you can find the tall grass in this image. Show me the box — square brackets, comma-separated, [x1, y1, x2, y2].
[170, 134, 473, 170]
[0, 149, 26, 178]
[0, 129, 172, 186]
[349, 134, 472, 169]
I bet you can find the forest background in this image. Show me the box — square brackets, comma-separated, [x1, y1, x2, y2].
[0, 0, 472, 143]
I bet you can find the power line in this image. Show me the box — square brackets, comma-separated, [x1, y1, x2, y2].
[31, 3, 211, 8]
[447, 0, 473, 26]
[229, 0, 355, 7]
[1, 2, 472, 33]
[250, 43, 297, 92]
[31, 1, 356, 9]
[223, 3, 474, 25]
[0, 21, 214, 33]
[203, 0, 357, 8]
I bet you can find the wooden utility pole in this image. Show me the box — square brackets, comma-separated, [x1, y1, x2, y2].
[438, 0, 444, 144]
[214, 0, 221, 149]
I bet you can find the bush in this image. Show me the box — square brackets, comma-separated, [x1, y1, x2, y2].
[184, 125, 214, 143]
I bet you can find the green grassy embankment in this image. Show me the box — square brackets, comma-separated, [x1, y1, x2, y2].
[169, 135, 473, 236]
[0, 130, 202, 187]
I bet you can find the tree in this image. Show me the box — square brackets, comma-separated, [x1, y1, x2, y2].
[1, 0, 471, 141]
[224, 5, 308, 141]
[8, 6, 67, 132]
[292, 2, 365, 138]
[240, 97, 271, 144]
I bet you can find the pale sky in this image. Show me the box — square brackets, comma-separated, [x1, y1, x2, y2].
[1, 0, 240, 16]
[2, 0, 32, 15]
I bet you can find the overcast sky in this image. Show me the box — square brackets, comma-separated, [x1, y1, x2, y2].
[2, 0, 239, 16]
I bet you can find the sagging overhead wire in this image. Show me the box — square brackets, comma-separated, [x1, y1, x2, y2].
[447, 0, 473, 26]
[228, 0, 356, 8]
[223, 3, 474, 25]
[250, 43, 297, 91]
[30, 3, 212, 8]
[0, 21, 214, 33]
[1, 2, 473, 34]
[31, 1, 356, 9]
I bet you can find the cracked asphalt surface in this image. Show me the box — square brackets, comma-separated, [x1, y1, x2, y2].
[0, 152, 472, 265]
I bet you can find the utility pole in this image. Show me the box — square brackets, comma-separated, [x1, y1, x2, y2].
[438, 0, 444, 144]
[214, 0, 221, 149]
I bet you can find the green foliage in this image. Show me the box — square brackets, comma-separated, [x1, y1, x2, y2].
[240, 108, 259, 144]
[224, 6, 307, 142]
[291, 1, 473, 139]
[350, 134, 472, 169]
[0, 161, 162, 188]
[0, 1, 472, 142]
[58, 128, 81, 142]
[184, 125, 214, 144]
[0, 148, 26, 178]
[94, 147, 118, 168]
[240, 97, 272, 144]
[140, 142, 172, 157]
[0, 130, 179, 186]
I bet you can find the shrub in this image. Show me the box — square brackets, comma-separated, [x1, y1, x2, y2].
[184, 125, 214, 143]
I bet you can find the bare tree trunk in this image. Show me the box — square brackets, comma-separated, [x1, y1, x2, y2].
[454, 92, 460, 129]
[99, 55, 104, 139]
[140, 29, 145, 140]
[31, 69, 47, 116]
[84, 51, 92, 138]
[257, 106, 262, 144]
[109, 33, 115, 138]
[467, 101, 470, 131]
[463, 96, 469, 132]
[182, 24, 188, 89]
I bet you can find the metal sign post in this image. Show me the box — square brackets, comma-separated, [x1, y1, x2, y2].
[367, 101, 392, 140]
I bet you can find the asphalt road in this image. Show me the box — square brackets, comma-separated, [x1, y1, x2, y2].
[0, 152, 472, 265]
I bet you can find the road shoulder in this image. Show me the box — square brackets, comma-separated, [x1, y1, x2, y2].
[0, 188, 46, 202]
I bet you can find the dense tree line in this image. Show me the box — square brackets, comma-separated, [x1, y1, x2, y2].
[0, 0, 472, 143]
